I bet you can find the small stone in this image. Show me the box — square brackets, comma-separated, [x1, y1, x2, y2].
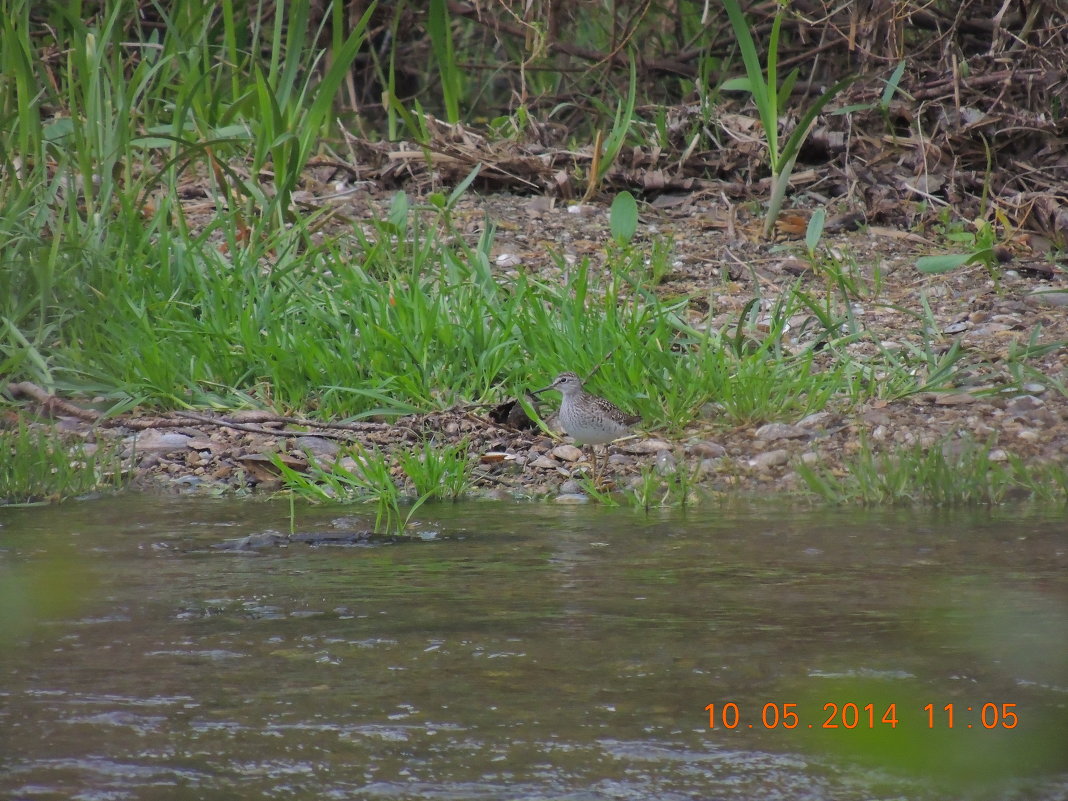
[1017, 429, 1039, 442]
[796, 412, 832, 430]
[971, 323, 1012, 336]
[294, 436, 339, 456]
[749, 449, 790, 470]
[988, 449, 1009, 462]
[934, 393, 977, 405]
[552, 444, 584, 462]
[1027, 289, 1068, 307]
[698, 402, 722, 420]
[626, 474, 651, 490]
[495, 253, 522, 267]
[529, 455, 559, 470]
[559, 479, 585, 494]
[773, 255, 810, 275]
[127, 430, 192, 454]
[211, 464, 234, 479]
[1022, 383, 1046, 394]
[862, 409, 892, 426]
[689, 441, 726, 458]
[1006, 395, 1044, 418]
[655, 451, 676, 475]
[754, 422, 808, 441]
[626, 438, 672, 454]
[333, 456, 362, 473]
[799, 451, 819, 465]
[696, 458, 721, 477]
[554, 493, 590, 504]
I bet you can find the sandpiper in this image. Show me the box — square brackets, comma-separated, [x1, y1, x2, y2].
[533, 371, 640, 483]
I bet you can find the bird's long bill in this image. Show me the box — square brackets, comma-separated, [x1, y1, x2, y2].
[530, 384, 553, 395]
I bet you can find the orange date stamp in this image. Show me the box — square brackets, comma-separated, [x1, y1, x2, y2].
[704, 702, 1019, 730]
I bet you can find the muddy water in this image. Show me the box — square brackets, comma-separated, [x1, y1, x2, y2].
[1, 495, 1066, 800]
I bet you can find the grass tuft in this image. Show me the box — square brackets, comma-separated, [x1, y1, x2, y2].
[798, 438, 1068, 506]
[1, 421, 128, 505]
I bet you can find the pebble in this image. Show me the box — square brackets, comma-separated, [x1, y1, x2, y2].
[559, 480, 585, 494]
[749, 449, 790, 470]
[698, 402, 722, 419]
[294, 436, 339, 456]
[1027, 289, 1068, 307]
[689, 441, 726, 458]
[529, 455, 559, 470]
[551, 444, 583, 462]
[554, 493, 590, 504]
[754, 422, 808, 441]
[337, 456, 364, 473]
[1005, 395, 1044, 419]
[862, 409, 892, 426]
[126, 430, 192, 454]
[626, 474, 650, 490]
[933, 393, 977, 405]
[626, 438, 672, 453]
[696, 458, 720, 477]
[655, 451, 676, 475]
[796, 412, 832, 430]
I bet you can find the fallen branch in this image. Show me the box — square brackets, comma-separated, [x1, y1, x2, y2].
[5, 382, 102, 423]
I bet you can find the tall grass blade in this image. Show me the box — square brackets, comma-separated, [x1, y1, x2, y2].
[428, 0, 461, 122]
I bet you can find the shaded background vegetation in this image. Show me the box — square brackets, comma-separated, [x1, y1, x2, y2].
[12, 0, 1068, 226]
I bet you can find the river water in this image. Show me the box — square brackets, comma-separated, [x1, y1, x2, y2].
[1, 495, 1066, 800]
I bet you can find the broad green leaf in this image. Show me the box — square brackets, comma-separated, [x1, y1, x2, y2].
[916, 254, 973, 274]
[805, 207, 826, 256]
[447, 163, 482, 208]
[881, 60, 908, 108]
[388, 191, 410, 231]
[720, 77, 753, 92]
[610, 191, 639, 244]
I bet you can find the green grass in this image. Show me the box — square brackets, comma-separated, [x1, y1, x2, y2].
[798, 438, 1068, 506]
[270, 439, 474, 533]
[1, 421, 128, 505]
[2, 0, 1065, 516]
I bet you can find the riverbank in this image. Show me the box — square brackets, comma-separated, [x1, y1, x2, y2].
[6, 192, 1067, 506]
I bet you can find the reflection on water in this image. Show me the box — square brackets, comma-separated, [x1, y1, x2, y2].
[1, 495, 1066, 800]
